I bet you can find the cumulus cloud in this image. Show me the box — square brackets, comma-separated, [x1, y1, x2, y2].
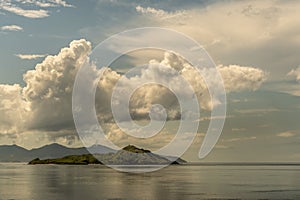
[0, 84, 29, 135]
[15, 54, 47, 60]
[158, 52, 268, 94]
[144, 52, 268, 110]
[288, 66, 300, 82]
[0, 39, 91, 143]
[95, 63, 183, 122]
[0, 39, 267, 148]
[22, 39, 91, 130]
[287, 66, 300, 96]
[101, 61, 192, 121]
[0, 25, 23, 31]
[218, 65, 268, 92]
[81, 50, 268, 125]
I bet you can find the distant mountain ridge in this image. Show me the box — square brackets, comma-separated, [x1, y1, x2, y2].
[0, 144, 187, 164]
[0, 143, 116, 162]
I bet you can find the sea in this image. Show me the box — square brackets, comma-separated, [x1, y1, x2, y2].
[1, 163, 300, 200]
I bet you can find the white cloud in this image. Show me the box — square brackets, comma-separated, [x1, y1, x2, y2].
[15, 0, 74, 8]
[197, 115, 234, 122]
[277, 131, 296, 138]
[136, 5, 186, 20]
[52, 0, 74, 7]
[0, 39, 91, 142]
[288, 66, 300, 82]
[22, 39, 91, 130]
[137, 0, 300, 81]
[0, 0, 74, 18]
[0, 25, 23, 31]
[147, 52, 268, 110]
[15, 54, 47, 60]
[92, 51, 267, 134]
[0, 39, 267, 148]
[0, 84, 29, 135]
[218, 65, 268, 92]
[223, 136, 256, 143]
[0, 4, 49, 18]
[142, 1, 280, 47]
[287, 66, 300, 96]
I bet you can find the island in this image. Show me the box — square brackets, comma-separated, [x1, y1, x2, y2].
[28, 145, 187, 165]
[28, 154, 102, 165]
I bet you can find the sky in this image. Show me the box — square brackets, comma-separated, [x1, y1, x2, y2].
[1, 0, 300, 162]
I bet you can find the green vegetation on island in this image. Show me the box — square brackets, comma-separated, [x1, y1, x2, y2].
[28, 145, 187, 165]
[28, 154, 102, 165]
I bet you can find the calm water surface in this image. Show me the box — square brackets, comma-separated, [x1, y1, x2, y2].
[1, 163, 300, 200]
